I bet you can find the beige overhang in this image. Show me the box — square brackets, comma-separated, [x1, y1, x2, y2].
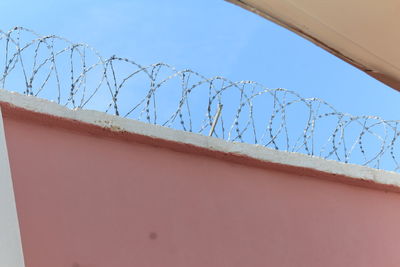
[226, 0, 400, 90]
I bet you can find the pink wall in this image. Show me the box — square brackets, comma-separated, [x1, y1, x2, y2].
[3, 106, 400, 267]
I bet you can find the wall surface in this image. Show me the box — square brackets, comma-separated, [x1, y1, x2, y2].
[2, 93, 400, 267]
[0, 109, 25, 267]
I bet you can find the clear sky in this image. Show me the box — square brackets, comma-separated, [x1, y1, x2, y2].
[1, 0, 400, 119]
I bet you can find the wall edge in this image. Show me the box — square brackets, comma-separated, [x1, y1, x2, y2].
[0, 88, 399, 191]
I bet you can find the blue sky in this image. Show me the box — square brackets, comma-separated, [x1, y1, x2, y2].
[2, 0, 400, 170]
[1, 0, 399, 119]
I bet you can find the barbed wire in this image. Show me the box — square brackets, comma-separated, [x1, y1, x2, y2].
[1, 26, 400, 171]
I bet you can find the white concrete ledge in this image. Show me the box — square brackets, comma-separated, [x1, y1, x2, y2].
[1, 89, 400, 190]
